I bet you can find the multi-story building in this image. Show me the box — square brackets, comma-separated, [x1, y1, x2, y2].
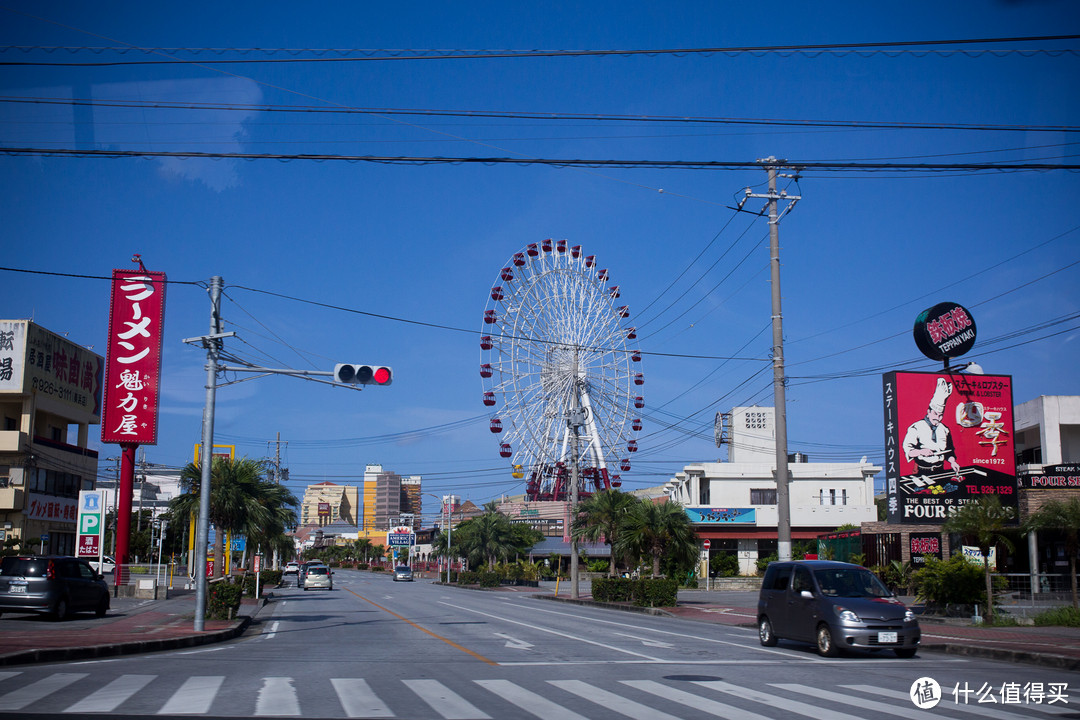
[299, 481, 359, 527]
[666, 406, 879, 575]
[0, 320, 104, 557]
[374, 470, 402, 530]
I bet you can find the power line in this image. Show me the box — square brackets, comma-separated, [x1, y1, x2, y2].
[1, 35, 1076, 65]
[3, 96, 1078, 134]
[4, 146, 1078, 170]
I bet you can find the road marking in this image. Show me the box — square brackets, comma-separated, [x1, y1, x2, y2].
[696, 680, 865, 720]
[0, 672, 87, 711]
[65, 674, 154, 712]
[621, 679, 772, 720]
[332, 678, 394, 718]
[844, 685, 1070, 718]
[612, 631, 674, 648]
[266, 620, 279, 639]
[475, 679, 590, 720]
[256, 677, 300, 716]
[550, 679, 683, 720]
[158, 676, 224, 715]
[441, 601, 663, 662]
[0, 672, 19, 684]
[494, 632, 534, 649]
[774, 683, 935, 719]
[403, 678, 491, 719]
[503, 601, 822, 661]
[347, 589, 498, 666]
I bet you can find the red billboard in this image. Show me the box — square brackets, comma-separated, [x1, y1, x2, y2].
[883, 371, 1017, 524]
[101, 270, 167, 445]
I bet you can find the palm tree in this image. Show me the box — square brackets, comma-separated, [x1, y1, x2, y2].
[615, 498, 697, 578]
[172, 457, 297, 579]
[943, 495, 1016, 622]
[1024, 496, 1080, 608]
[571, 489, 636, 577]
[353, 538, 373, 564]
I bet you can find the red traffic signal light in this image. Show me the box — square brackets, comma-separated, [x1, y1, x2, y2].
[334, 364, 393, 386]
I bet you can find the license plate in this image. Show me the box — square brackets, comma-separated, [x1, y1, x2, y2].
[10, 585, 26, 594]
[878, 631, 898, 643]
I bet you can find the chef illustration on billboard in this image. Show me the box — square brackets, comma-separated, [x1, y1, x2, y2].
[902, 378, 961, 476]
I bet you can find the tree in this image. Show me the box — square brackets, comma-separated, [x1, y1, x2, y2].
[1024, 496, 1080, 608]
[571, 489, 636, 577]
[353, 538, 373, 563]
[453, 506, 541, 571]
[615, 498, 697, 578]
[171, 457, 298, 578]
[943, 495, 1016, 622]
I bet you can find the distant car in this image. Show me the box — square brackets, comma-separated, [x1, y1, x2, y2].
[297, 560, 324, 588]
[757, 560, 920, 658]
[393, 566, 413, 582]
[88, 556, 116, 574]
[283, 562, 299, 575]
[0, 556, 110, 621]
[303, 565, 332, 591]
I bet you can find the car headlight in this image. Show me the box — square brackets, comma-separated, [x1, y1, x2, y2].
[836, 606, 860, 623]
[905, 610, 916, 622]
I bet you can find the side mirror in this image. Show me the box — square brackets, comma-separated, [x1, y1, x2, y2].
[800, 589, 814, 600]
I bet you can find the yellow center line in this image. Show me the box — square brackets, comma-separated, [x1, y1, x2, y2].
[346, 588, 498, 666]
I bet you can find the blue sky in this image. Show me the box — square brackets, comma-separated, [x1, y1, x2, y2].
[2, 2, 1078, 513]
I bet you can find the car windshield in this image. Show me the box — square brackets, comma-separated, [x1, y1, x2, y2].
[813, 567, 892, 598]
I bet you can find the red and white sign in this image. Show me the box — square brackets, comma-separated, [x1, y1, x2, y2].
[101, 269, 167, 445]
[703, 539, 711, 550]
[25, 493, 77, 522]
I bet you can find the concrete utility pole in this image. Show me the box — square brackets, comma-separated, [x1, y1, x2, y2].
[568, 351, 584, 600]
[742, 158, 801, 562]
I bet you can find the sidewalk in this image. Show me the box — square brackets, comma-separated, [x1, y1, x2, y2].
[0, 589, 256, 666]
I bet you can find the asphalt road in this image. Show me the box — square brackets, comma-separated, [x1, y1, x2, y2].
[0, 568, 1075, 718]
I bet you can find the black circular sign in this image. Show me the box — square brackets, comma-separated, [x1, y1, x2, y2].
[913, 302, 977, 361]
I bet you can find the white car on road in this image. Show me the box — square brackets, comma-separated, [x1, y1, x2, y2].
[88, 556, 116, 574]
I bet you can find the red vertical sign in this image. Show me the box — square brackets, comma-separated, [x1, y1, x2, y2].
[101, 270, 167, 445]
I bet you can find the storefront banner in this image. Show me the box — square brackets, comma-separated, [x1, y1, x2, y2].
[686, 508, 756, 524]
[883, 371, 1017, 524]
[101, 269, 167, 444]
[26, 493, 77, 523]
[1020, 465, 1080, 488]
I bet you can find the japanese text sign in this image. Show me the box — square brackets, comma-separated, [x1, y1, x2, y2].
[101, 269, 167, 445]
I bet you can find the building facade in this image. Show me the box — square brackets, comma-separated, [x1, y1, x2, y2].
[299, 481, 359, 527]
[0, 320, 104, 557]
[666, 406, 879, 575]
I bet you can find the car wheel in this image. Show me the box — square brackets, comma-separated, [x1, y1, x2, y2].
[816, 623, 839, 657]
[895, 647, 917, 658]
[95, 597, 108, 618]
[52, 597, 69, 622]
[758, 616, 778, 647]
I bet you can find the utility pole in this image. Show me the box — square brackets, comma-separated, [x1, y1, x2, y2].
[568, 351, 584, 600]
[270, 432, 286, 570]
[742, 158, 801, 562]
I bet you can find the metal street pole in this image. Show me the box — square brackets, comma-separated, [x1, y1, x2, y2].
[569, 351, 582, 600]
[193, 276, 223, 631]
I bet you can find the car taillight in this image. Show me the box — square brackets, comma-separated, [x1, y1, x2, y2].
[46, 559, 57, 580]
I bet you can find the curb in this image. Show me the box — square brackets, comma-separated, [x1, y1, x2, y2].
[919, 642, 1080, 672]
[0, 616, 252, 667]
[534, 594, 675, 617]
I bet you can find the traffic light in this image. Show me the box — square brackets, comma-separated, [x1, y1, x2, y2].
[333, 364, 393, 386]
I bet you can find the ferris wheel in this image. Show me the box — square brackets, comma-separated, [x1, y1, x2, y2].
[480, 239, 644, 502]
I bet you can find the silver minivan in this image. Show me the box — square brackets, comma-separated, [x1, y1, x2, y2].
[757, 560, 920, 657]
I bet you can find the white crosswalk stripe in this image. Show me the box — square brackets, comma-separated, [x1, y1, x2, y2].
[0, 671, 1065, 718]
[64, 674, 154, 713]
[256, 676, 300, 716]
[0, 672, 86, 711]
[402, 678, 491, 720]
[158, 675, 225, 715]
[332, 678, 394, 718]
[475, 678, 590, 720]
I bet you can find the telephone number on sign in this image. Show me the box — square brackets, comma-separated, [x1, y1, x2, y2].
[966, 486, 1015, 495]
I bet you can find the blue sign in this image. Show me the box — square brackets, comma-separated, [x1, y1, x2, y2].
[230, 537, 246, 552]
[685, 508, 756, 524]
[387, 533, 414, 547]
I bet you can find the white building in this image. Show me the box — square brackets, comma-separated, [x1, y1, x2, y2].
[666, 406, 879, 575]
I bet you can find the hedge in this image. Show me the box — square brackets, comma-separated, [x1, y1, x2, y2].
[591, 577, 679, 608]
[206, 581, 243, 620]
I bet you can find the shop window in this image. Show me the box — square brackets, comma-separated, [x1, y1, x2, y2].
[750, 488, 777, 505]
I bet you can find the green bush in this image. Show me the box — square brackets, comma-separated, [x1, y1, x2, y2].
[206, 581, 243, 620]
[590, 578, 678, 607]
[911, 554, 1002, 612]
[457, 570, 480, 585]
[587, 559, 609, 573]
[1034, 606, 1080, 627]
[710, 552, 740, 578]
[240, 570, 283, 597]
[370, 565, 385, 572]
[478, 571, 500, 588]
[756, 553, 778, 575]
[356, 563, 369, 570]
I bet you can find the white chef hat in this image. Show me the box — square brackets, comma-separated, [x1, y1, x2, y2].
[929, 378, 953, 412]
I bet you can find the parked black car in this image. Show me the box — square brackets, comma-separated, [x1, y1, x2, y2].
[0, 556, 110, 621]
